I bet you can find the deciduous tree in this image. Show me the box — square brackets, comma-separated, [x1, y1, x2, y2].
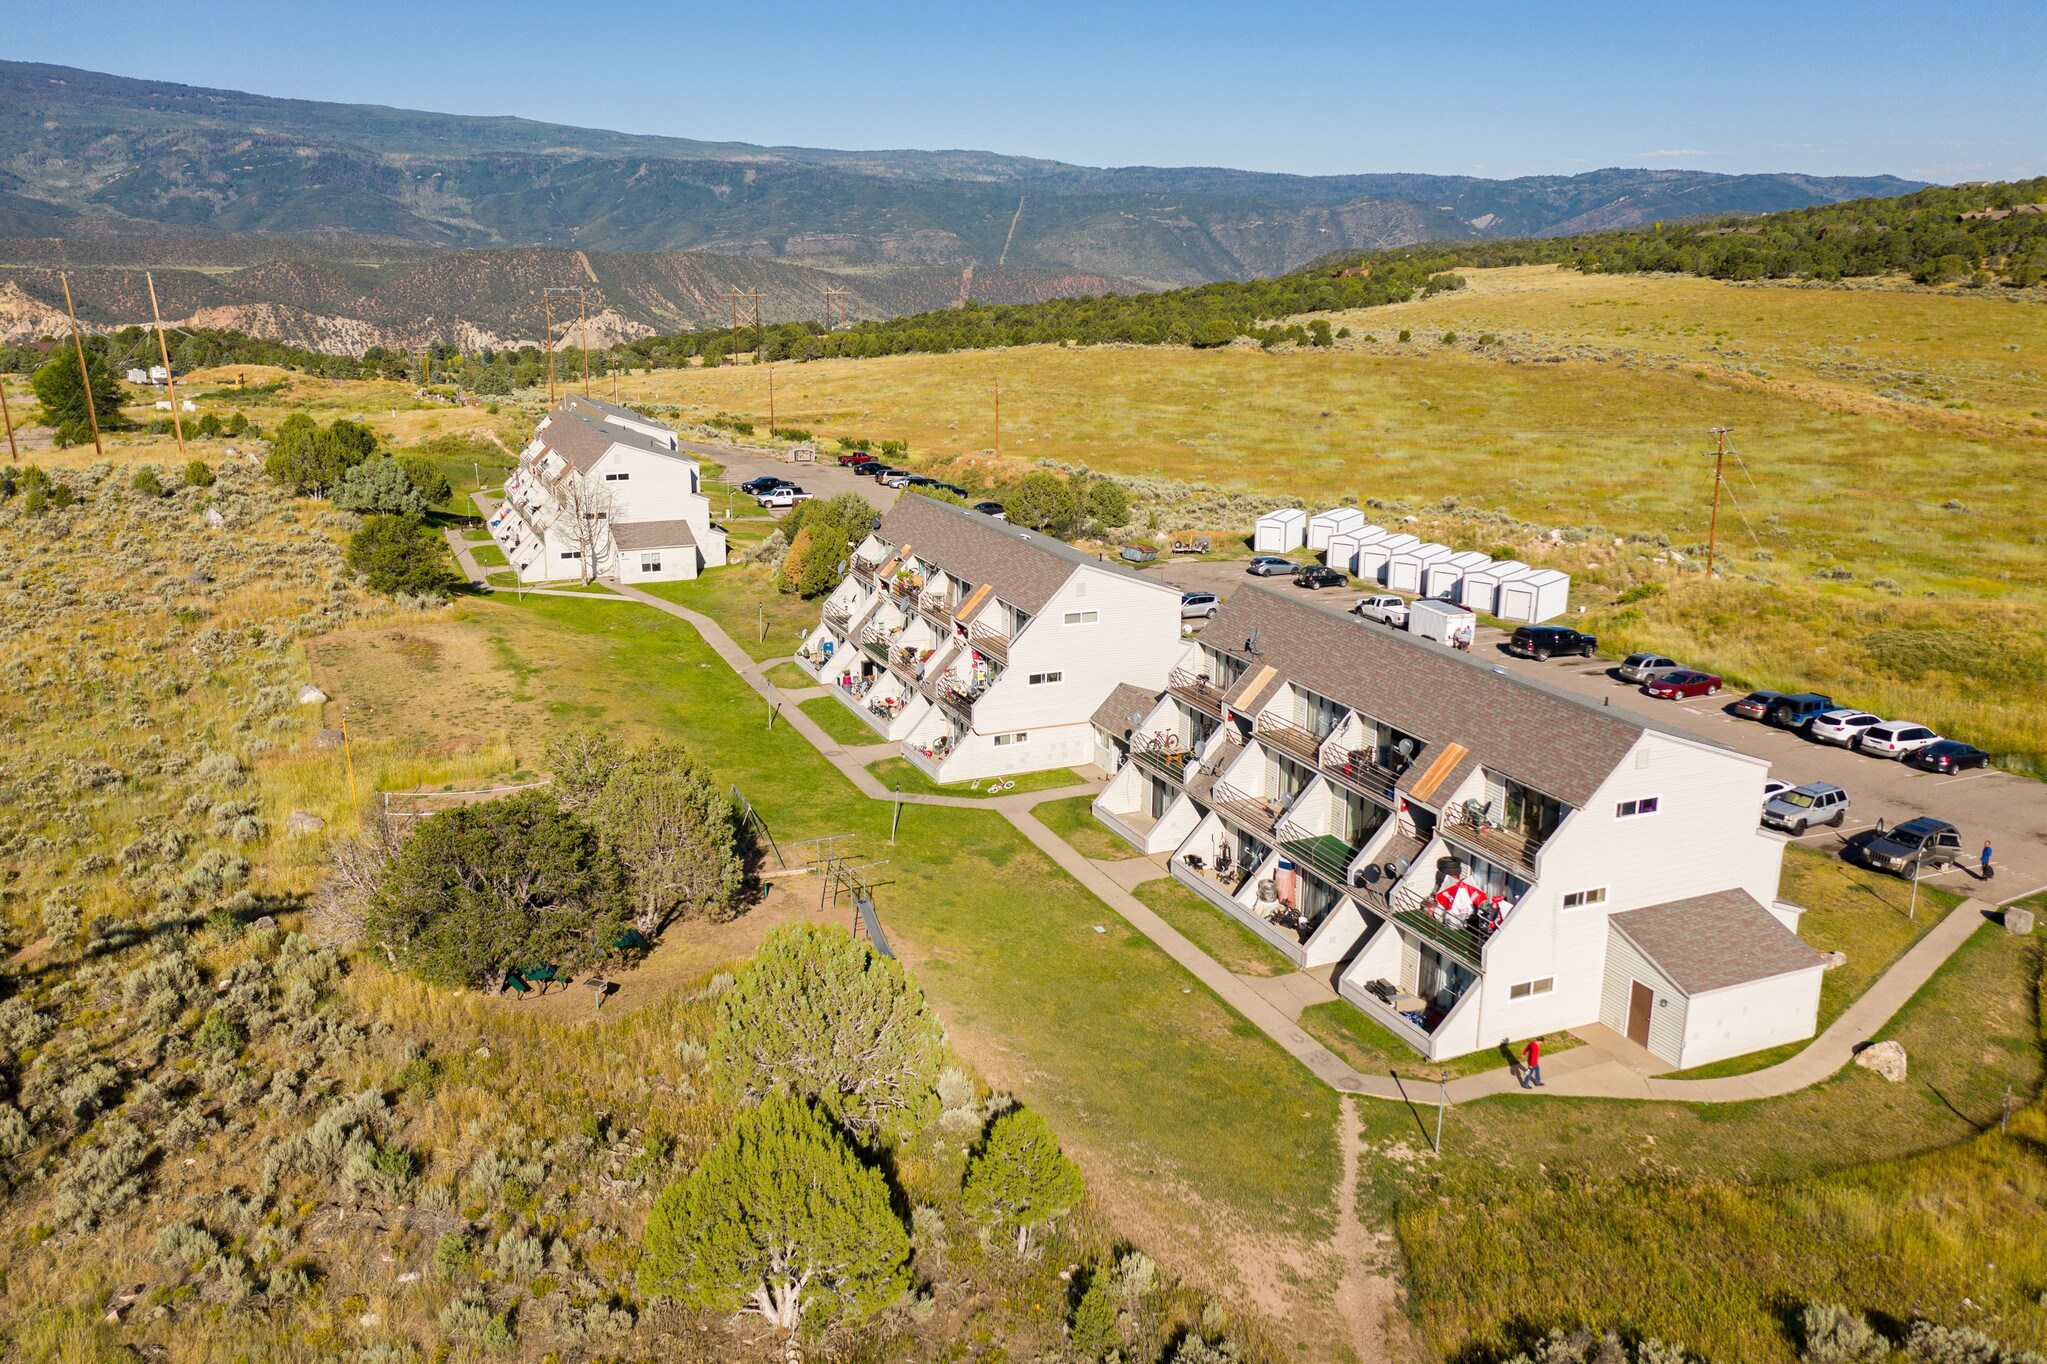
[637, 1096, 909, 1357]
[710, 924, 942, 1139]
[961, 1107, 1084, 1256]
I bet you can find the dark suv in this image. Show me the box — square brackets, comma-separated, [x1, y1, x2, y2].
[1764, 692, 1836, 733]
[1504, 625, 1597, 661]
[1858, 816, 1963, 876]
[1293, 565, 1348, 590]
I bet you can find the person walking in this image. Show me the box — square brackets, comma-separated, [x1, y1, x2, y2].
[1980, 841, 1995, 881]
[1520, 1036, 1543, 1088]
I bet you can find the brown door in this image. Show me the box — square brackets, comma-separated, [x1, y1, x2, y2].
[1626, 981, 1654, 1048]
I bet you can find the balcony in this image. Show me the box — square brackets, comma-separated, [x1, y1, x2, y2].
[916, 593, 955, 628]
[1441, 799, 1551, 874]
[1253, 713, 1328, 765]
[1388, 884, 1493, 969]
[822, 602, 852, 632]
[849, 558, 879, 586]
[1318, 745, 1407, 805]
[967, 623, 1010, 664]
[1132, 737, 1198, 788]
[1210, 780, 1288, 840]
[1275, 819, 1361, 887]
[1167, 667, 1226, 719]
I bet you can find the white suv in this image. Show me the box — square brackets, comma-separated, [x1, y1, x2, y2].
[1857, 721, 1941, 760]
[1809, 709, 1883, 747]
[1352, 595, 1409, 627]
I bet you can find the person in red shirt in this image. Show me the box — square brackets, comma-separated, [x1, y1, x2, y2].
[1520, 1036, 1543, 1088]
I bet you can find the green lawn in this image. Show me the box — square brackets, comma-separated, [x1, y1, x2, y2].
[1298, 1001, 1581, 1080]
[1035, 793, 1141, 860]
[764, 661, 815, 691]
[459, 593, 1341, 1248]
[1668, 847, 1967, 1079]
[1395, 923, 2046, 1363]
[470, 543, 509, 567]
[461, 527, 492, 543]
[866, 757, 1086, 799]
[640, 564, 822, 661]
[799, 695, 883, 746]
[1133, 876, 1294, 977]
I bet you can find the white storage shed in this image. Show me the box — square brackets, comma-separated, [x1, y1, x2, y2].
[1254, 508, 1308, 553]
[1460, 560, 1531, 616]
[1495, 568, 1572, 624]
[1423, 550, 1494, 602]
[1385, 542, 1455, 595]
[1357, 531, 1419, 585]
[1325, 532, 1363, 575]
[1307, 506, 1367, 552]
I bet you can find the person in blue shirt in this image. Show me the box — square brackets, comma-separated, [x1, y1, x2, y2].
[1980, 842, 1994, 881]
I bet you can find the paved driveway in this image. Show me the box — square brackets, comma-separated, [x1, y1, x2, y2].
[1144, 558, 2047, 902]
[683, 439, 901, 517]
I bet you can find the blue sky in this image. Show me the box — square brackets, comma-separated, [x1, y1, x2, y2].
[9, 1, 2043, 182]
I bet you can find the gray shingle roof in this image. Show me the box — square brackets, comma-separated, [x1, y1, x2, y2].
[1092, 683, 1162, 741]
[1610, 889, 1824, 994]
[562, 393, 662, 426]
[610, 519, 697, 551]
[1201, 586, 1723, 807]
[874, 495, 1175, 616]
[536, 408, 686, 474]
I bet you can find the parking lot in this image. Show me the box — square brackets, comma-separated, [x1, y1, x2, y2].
[1150, 556, 2047, 904]
[687, 438, 902, 517]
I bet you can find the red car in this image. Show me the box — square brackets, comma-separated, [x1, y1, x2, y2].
[1646, 669, 1722, 700]
[837, 452, 876, 467]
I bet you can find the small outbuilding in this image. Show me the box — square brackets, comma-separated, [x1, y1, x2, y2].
[1385, 542, 1455, 595]
[1603, 889, 1824, 1068]
[1306, 506, 1367, 552]
[1423, 550, 1494, 602]
[1357, 531, 1419, 585]
[1494, 568, 1571, 624]
[1325, 531, 1363, 575]
[1461, 560, 1531, 615]
[1254, 508, 1308, 554]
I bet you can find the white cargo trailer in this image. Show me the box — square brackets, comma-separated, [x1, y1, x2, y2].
[1495, 568, 1572, 624]
[1408, 597, 1478, 649]
[1424, 550, 1494, 602]
[1253, 508, 1307, 553]
[1306, 506, 1366, 552]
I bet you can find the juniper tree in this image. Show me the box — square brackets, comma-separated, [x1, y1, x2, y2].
[585, 739, 746, 931]
[345, 514, 460, 597]
[961, 1106, 1085, 1256]
[710, 923, 942, 1139]
[637, 1095, 909, 1357]
[332, 458, 430, 517]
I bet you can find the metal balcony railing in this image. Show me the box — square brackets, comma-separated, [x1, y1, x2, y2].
[1253, 712, 1329, 764]
[1318, 744, 1407, 804]
[1167, 668, 1226, 718]
[1274, 818, 1360, 887]
[967, 623, 1010, 664]
[1211, 781, 1287, 839]
[1132, 735, 1197, 788]
[1388, 883, 1490, 969]
[1442, 799, 1551, 874]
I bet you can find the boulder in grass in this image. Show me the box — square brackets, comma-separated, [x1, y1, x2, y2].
[1854, 1039, 1907, 1083]
[1822, 950, 1848, 969]
[296, 684, 328, 705]
[312, 729, 346, 750]
[2007, 907, 2036, 937]
[285, 811, 326, 837]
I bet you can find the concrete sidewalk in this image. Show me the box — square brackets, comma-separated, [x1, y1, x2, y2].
[562, 576, 2001, 1109]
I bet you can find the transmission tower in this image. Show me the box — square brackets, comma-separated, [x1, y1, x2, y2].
[721, 287, 764, 362]
[822, 286, 851, 331]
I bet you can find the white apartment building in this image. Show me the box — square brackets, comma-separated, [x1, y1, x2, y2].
[1090, 586, 1825, 1070]
[488, 394, 727, 584]
[795, 494, 1186, 783]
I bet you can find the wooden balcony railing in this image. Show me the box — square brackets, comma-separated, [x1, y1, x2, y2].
[1442, 800, 1551, 874]
[1167, 667, 1226, 718]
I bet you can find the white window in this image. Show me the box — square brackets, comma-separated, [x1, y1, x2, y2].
[1562, 887, 1607, 909]
[993, 732, 1029, 747]
[1509, 978, 1555, 1000]
[604, 471, 630, 482]
[1063, 610, 1099, 626]
[560, 551, 582, 560]
[640, 552, 662, 573]
[1616, 797, 1660, 819]
[1029, 671, 1064, 686]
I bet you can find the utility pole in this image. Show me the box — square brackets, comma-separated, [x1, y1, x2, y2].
[993, 379, 1001, 457]
[767, 362, 775, 434]
[579, 291, 590, 395]
[542, 286, 586, 406]
[822, 285, 850, 331]
[1705, 426, 1732, 577]
[59, 272, 103, 457]
[146, 272, 186, 459]
[544, 291, 556, 405]
[0, 366, 17, 461]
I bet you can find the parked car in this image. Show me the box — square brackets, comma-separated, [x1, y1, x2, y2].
[1764, 693, 1836, 732]
[1645, 669, 1722, 700]
[1616, 652, 1684, 684]
[1858, 816, 1963, 876]
[1352, 594, 1410, 627]
[971, 501, 1008, 520]
[1246, 556, 1296, 576]
[1293, 565, 1348, 590]
[836, 451, 876, 467]
[1905, 741, 1989, 774]
[1180, 591, 1221, 620]
[1857, 721, 1942, 760]
[1503, 625, 1598, 661]
[738, 475, 785, 494]
[933, 481, 970, 497]
[1809, 709, 1883, 748]
[1762, 779, 1794, 804]
[1762, 781, 1850, 834]
[901, 474, 940, 489]
[1732, 689, 1787, 721]
[877, 469, 913, 488]
[758, 486, 813, 508]
[850, 462, 890, 479]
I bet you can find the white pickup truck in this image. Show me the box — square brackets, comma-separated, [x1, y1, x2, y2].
[1351, 594, 1409, 628]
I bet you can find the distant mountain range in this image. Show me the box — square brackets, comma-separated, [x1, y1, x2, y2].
[0, 60, 1927, 351]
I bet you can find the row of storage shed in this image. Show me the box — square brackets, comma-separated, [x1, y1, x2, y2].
[1252, 506, 1571, 623]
